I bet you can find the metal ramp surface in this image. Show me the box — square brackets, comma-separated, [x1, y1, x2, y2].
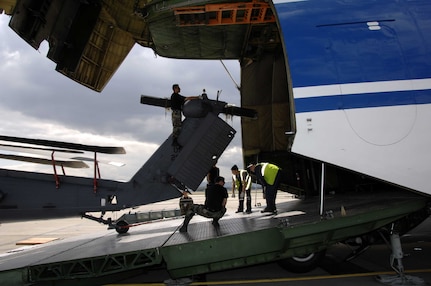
[0, 191, 428, 285]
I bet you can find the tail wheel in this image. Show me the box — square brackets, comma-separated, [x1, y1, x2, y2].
[278, 251, 325, 273]
[115, 220, 130, 234]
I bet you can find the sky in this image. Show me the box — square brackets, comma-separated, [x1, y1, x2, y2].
[0, 13, 243, 184]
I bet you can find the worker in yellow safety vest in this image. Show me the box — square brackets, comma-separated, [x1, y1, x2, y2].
[231, 165, 253, 214]
[247, 162, 282, 214]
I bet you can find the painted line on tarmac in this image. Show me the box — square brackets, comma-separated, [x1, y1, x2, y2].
[104, 268, 431, 285]
[191, 269, 431, 285]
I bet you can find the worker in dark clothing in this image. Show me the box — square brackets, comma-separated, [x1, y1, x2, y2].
[170, 84, 199, 147]
[206, 164, 220, 186]
[247, 163, 282, 214]
[179, 176, 228, 233]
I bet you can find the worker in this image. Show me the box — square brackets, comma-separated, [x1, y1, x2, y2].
[247, 163, 282, 214]
[170, 84, 199, 147]
[179, 176, 228, 233]
[206, 164, 220, 186]
[231, 165, 252, 214]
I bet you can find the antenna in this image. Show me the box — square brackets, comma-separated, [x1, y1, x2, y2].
[217, 90, 222, 101]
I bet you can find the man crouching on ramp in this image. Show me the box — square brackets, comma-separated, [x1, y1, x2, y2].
[179, 176, 228, 233]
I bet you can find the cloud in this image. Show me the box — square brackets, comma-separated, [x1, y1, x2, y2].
[0, 15, 243, 183]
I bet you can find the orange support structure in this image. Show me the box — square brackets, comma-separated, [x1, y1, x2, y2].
[174, 0, 275, 26]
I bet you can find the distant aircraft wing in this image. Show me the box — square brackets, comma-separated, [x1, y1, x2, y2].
[71, 157, 125, 167]
[0, 143, 84, 155]
[0, 154, 89, 168]
[0, 135, 125, 154]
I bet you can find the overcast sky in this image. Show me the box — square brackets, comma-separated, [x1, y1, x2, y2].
[0, 14, 243, 183]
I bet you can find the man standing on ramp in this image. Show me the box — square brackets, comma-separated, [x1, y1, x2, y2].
[247, 163, 282, 214]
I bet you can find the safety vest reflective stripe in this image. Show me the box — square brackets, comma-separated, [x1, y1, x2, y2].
[240, 169, 252, 189]
[260, 163, 279, 185]
[235, 177, 241, 188]
[232, 174, 242, 190]
[233, 170, 252, 190]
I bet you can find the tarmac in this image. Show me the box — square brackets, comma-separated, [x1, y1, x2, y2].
[0, 189, 430, 286]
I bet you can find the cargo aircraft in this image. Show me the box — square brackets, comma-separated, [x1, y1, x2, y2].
[0, 0, 430, 282]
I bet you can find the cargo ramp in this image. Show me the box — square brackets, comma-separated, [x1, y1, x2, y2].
[0, 190, 428, 285]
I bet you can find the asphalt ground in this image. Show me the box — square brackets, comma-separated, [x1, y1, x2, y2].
[1, 190, 430, 286]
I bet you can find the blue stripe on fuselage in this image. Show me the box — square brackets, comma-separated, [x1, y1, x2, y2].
[294, 89, 431, 113]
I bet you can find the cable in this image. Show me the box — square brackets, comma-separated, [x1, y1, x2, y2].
[220, 60, 241, 92]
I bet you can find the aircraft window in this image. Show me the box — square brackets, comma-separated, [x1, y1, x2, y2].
[367, 22, 381, 30]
